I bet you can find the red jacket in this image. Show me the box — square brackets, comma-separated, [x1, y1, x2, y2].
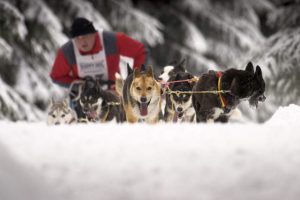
[50, 31, 148, 88]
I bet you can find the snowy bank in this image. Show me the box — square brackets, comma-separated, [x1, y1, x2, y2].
[0, 104, 300, 200]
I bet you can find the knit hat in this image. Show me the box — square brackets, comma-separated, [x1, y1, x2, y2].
[70, 17, 97, 38]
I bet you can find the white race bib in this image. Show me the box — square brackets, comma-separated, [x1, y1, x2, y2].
[73, 30, 108, 80]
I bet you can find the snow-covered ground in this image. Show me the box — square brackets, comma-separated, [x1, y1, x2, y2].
[1, 104, 300, 200]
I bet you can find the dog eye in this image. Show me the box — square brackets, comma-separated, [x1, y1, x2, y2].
[136, 87, 141, 91]
[61, 114, 65, 118]
[147, 87, 152, 91]
[52, 114, 56, 118]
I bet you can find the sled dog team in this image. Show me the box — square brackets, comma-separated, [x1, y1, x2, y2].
[47, 61, 266, 125]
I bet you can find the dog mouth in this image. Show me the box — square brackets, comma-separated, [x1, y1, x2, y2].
[137, 100, 151, 116]
[86, 110, 97, 119]
[249, 94, 266, 108]
[173, 110, 184, 122]
[82, 105, 99, 120]
[177, 112, 184, 118]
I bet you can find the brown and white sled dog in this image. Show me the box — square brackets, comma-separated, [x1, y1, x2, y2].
[116, 65, 161, 123]
[47, 99, 77, 125]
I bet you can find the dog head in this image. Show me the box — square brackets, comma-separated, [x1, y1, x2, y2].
[169, 72, 195, 117]
[230, 62, 266, 107]
[249, 65, 266, 107]
[79, 77, 103, 119]
[47, 99, 77, 125]
[159, 59, 186, 82]
[130, 65, 160, 116]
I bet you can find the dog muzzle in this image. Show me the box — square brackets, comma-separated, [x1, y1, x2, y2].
[173, 111, 184, 122]
[86, 110, 98, 120]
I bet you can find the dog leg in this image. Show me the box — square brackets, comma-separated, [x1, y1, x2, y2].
[207, 119, 215, 124]
[215, 115, 229, 123]
[125, 110, 138, 123]
[164, 108, 175, 122]
[196, 110, 209, 123]
[145, 116, 159, 124]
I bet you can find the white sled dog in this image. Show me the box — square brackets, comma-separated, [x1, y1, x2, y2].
[47, 99, 77, 125]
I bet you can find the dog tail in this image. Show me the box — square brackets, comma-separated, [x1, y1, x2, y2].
[115, 72, 124, 97]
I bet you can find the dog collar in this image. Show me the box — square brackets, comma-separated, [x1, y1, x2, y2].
[216, 71, 227, 108]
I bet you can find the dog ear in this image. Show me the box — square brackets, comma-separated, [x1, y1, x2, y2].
[133, 68, 141, 78]
[146, 66, 154, 77]
[140, 64, 147, 73]
[255, 66, 262, 79]
[245, 62, 254, 75]
[177, 59, 186, 71]
[127, 63, 133, 75]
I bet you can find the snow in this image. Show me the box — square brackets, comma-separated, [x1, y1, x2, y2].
[68, 0, 111, 31]
[110, 4, 164, 47]
[23, 0, 68, 47]
[267, 104, 300, 125]
[0, 1, 28, 40]
[1, 104, 300, 200]
[0, 78, 44, 121]
[0, 37, 13, 59]
[181, 16, 207, 53]
[16, 66, 51, 104]
[130, 9, 165, 47]
[24, 0, 62, 32]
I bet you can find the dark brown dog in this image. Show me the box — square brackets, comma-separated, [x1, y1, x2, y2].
[192, 62, 266, 123]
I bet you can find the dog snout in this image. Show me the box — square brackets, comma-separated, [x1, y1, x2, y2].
[258, 95, 266, 102]
[55, 122, 60, 125]
[177, 107, 183, 113]
[140, 97, 147, 103]
[83, 107, 89, 113]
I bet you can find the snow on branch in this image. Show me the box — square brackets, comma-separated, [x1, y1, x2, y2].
[109, 1, 164, 47]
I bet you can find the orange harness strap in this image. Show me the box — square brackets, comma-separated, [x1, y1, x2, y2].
[216, 71, 227, 108]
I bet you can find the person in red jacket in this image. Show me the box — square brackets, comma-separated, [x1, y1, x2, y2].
[50, 17, 149, 89]
[50, 17, 149, 118]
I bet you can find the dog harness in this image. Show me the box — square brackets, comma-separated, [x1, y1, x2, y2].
[216, 71, 227, 108]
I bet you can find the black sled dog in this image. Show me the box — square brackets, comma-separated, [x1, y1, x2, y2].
[159, 60, 196, 122]
[79, 77, 125, 122]
[192, 62, 266, 123]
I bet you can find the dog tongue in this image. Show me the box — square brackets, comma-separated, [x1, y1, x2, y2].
[140, 102, 148, 116]
[88, 111, 97, 119]
[173, 112, 183, 122]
